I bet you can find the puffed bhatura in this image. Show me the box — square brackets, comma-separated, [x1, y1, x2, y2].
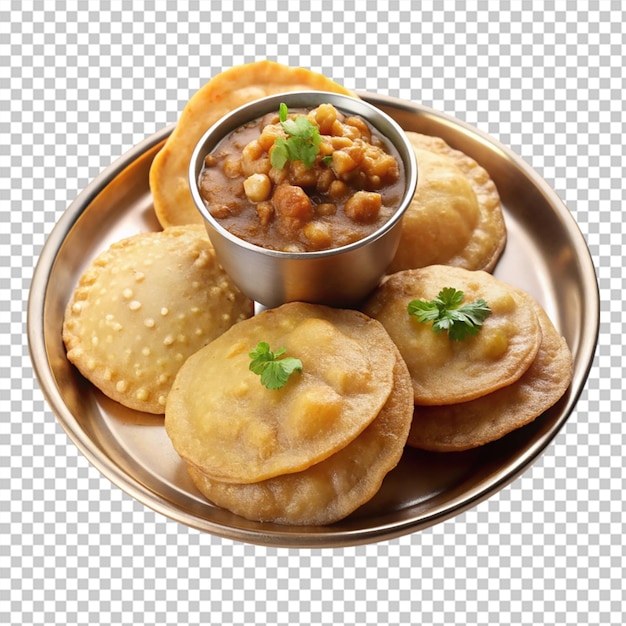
[408, 299, 573, 451]
[164, 302, 398, 485]
[186, 352, 413, 525]
[149, 60, 357, 229]
[388, 132, 506, 274]
[62, 225, 253, 414]
[362, 265, 543, 405]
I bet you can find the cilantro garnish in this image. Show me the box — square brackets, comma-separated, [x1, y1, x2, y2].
[249, 341, 303, 390]
[270, 103, 322, 170]
[407, 287, 492, 341]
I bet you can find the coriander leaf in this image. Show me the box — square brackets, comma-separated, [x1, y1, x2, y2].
[280, 116, 305, 137]
[270, 103, 322, 170]
[248, 342, 303, 390]
[408, 288, 491, 342]
[437, 286, 465, 310]
[279, 102, 288, 123]
[406, 298, 441, 323]
[248, 341, 278, 374]
[260, 356, 303, 390]
[270, 137, 289, 170]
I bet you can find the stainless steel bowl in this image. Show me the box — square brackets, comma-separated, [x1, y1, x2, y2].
[189, 91, 418, 308]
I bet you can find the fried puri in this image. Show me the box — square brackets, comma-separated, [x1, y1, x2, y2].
[389, 132, 506, 274]
[186, 350, 413, 525]
[164, 302, 398, 484]
[362, 265, 542, 405]
[62, 225, 253, 413]
[149, 60, 357, 229]
[408, 298, 573, 451]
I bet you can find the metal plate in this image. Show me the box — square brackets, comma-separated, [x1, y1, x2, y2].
[28, 94, 599, 548]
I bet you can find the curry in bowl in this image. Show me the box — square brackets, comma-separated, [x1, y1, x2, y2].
[198, 102, 405, 252]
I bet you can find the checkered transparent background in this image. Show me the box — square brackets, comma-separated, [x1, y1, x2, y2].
[2, 2, 624, 625]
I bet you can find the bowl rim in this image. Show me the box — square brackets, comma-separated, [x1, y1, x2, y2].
[188, 90, 418, 259]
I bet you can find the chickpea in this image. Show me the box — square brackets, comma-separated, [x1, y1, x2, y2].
[331, 150, 359, 175]
[268, 165, 288, 185]
[288, 161, 318, 188]
[256, 201, 274, 226]
[303, 221, 332, 249]
[368, 152, 400, 184]
[242, 138, 265, 160]
[368, 175, 382, 188]
[341, 123, 362, 141]
[243, 173, 272, 203]
[315, 203, 337, 216]
[330, 119, 345, 137]
[223, 157, 243, 179]
[328, 180, 349, 198]
[330, 136, 352, 150]
[316, 167, 336, 193]
[258, 123, 284, 151]
[318, 138, 335, 157]
[313, 103, 337, 135]
[344, 116, 371, 141]
[343, 191, 382, 223]
[346, 142, 365, 165]
[241, 140, 270, 176]
[209, 203, 232, 219]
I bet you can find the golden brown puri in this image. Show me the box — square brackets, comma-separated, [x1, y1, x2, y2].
[149, 60, 357, 229]
[362, 265, 542, 405]
[389, 132, 506, 274]
[165, 302, 398, 484]
[186, 349, 413, 526]
[407, 299, 573, 451]
[62, 225, 253, 414]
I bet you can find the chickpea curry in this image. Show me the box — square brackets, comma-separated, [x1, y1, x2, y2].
[198, 103, 405, 252]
